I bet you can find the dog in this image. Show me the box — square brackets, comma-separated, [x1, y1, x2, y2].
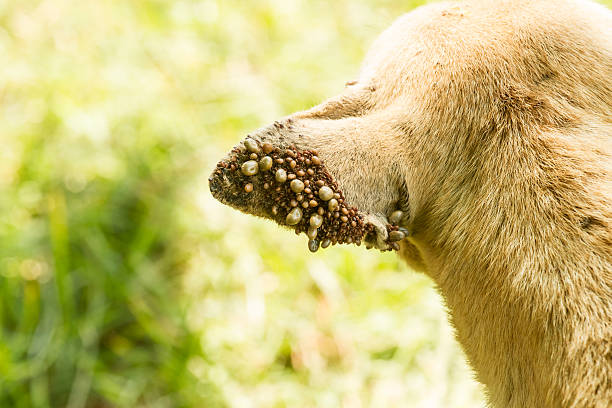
[209, 0, 612, 406]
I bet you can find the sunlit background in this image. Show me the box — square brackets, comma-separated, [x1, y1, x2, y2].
[2, 0, 609, 407]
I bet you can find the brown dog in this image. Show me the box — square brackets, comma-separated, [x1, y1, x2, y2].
[210, 0, 612, 406]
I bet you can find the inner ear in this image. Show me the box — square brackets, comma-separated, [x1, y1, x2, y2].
[389, 161, 410, 215]
[394, 179, 410, 224]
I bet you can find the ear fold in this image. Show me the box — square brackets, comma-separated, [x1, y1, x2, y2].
[294, 86, 375, 120]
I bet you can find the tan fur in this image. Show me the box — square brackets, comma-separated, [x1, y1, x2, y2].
[232, 1, 612, 406]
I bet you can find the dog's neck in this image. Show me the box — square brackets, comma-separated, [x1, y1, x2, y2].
[406, 124, 612, 407]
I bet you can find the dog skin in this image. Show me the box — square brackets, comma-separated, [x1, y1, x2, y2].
[210, 0, 612, 406]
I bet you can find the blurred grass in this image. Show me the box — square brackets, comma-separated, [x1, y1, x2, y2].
[2, 0, 608, 407]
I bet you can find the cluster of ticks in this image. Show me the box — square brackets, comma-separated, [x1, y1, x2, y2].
[215, 137, 407, 252]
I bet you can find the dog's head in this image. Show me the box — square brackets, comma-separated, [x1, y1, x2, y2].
[210, 0, 612, 262]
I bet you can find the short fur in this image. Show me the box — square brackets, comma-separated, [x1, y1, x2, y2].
[221, 1, 612, 406]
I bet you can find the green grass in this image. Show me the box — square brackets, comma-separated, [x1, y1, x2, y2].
[2, 0, 609, 406]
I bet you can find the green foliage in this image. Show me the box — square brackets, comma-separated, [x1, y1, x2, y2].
[6, 0, 609, 406]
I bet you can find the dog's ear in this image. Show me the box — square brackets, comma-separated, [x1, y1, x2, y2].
[208, 84, 413, 252]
